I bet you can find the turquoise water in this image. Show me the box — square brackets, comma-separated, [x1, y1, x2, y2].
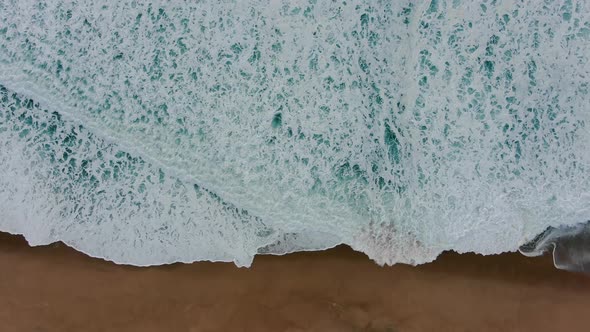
[1, 0, 589, 266]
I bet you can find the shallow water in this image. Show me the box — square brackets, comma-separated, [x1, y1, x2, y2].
[1, 0, 590, 267]
[520, 221, 590, 273]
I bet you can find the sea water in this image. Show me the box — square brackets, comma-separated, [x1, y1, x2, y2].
[0, 0, 589, 267]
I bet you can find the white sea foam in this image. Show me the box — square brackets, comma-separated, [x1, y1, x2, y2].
[0, 0, 589, 266]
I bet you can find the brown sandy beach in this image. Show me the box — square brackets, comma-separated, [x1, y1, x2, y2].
[0, 231, 588, 332]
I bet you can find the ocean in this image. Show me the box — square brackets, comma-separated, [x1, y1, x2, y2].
[1, 0, 589, 269]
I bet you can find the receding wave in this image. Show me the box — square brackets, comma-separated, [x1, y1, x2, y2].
[1, 1, 589, 267]
[520, 222, 590, 273]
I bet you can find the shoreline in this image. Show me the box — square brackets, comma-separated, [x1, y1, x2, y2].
[0, 231, 588, 331]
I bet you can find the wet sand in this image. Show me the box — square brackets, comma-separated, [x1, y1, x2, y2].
[0, 232, 588, 332]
